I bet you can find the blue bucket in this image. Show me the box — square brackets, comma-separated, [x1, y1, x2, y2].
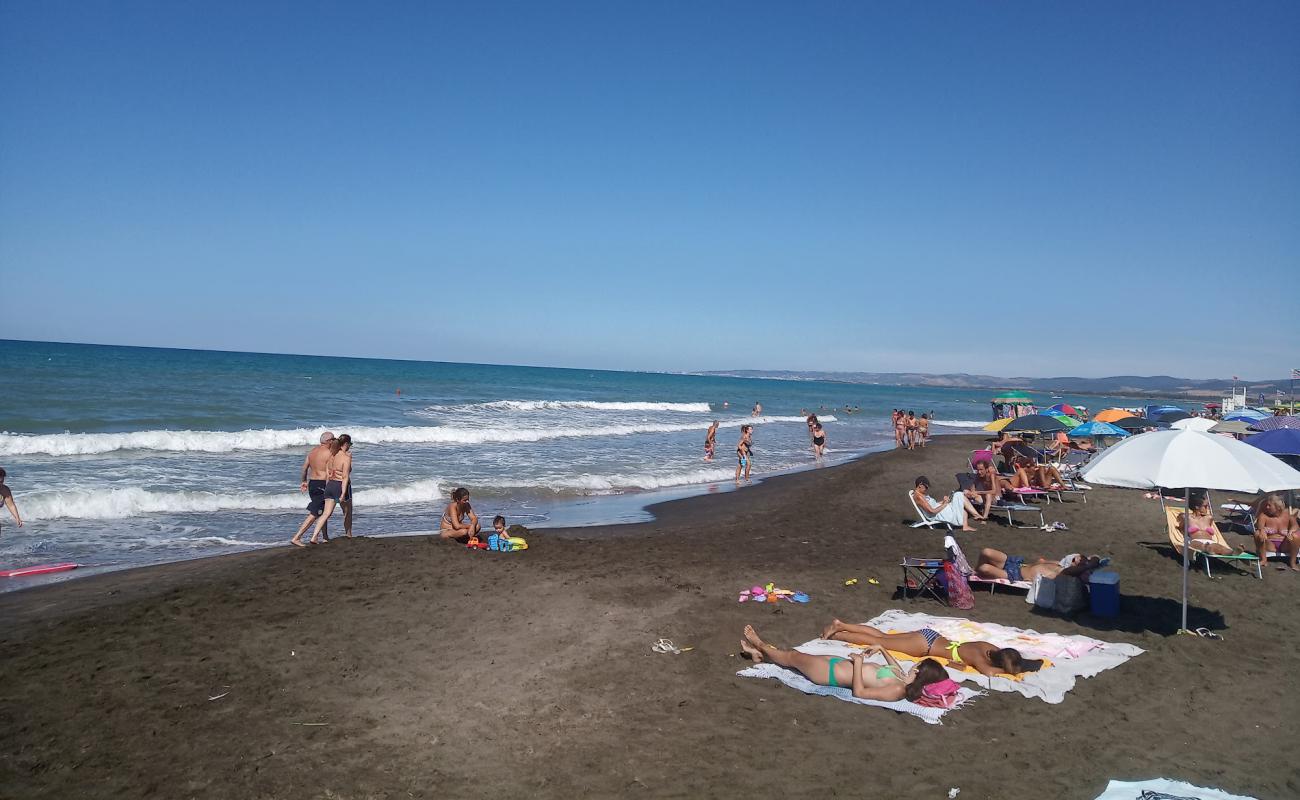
[1088, 570, 1120, 618]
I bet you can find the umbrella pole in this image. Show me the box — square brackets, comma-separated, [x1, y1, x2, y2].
[1181, 486, 1191, 632]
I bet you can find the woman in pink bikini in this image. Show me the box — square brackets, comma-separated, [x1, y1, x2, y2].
[1254, 494, 1299, 571]
[1179, 494, 1243, 556]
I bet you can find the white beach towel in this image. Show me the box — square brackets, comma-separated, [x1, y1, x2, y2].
[1093, 778, 1257, 800]
[736, 641, 982, 725]
[833, 609, 1143, 704]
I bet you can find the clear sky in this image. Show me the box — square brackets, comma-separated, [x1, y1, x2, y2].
[2, 1, 1296, 379]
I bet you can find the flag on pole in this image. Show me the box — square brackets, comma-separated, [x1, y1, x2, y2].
[1292, 368, 1300, 379]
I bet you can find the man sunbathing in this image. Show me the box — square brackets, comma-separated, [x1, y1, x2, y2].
[739, 625, 951, 702]
[974, 548, 1106, 583]
[817, 620, 1045, 678]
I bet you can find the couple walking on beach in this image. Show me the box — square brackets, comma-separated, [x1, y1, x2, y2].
[290, 431, 353, 546]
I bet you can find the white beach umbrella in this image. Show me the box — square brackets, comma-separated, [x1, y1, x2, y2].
[1080, 429, 1300, 631]
[1171, 417, 1216, 432]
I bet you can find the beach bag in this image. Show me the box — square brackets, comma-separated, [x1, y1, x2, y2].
[1053, 574, 1088, 614]
[943, 561, 975, 610]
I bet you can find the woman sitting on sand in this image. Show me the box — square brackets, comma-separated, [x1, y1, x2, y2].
[818, 619, 1045, 678]
[739, 625, 951, 702]
[1254, 494, 1299, 571]
[439, 487, 480, 542]
[975, 548, 1105, 583]
[1180, 493, 1243, 556]
[912, 476, 984, 530]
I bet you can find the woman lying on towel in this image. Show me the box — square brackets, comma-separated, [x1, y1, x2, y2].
[975, 548, 1106, 583]
[913, 476, 985, 531]
[739, 625, 951, 702]
[817, 619, 1045, 678]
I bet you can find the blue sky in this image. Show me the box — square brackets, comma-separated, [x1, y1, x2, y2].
[2, 1, 1296, 379]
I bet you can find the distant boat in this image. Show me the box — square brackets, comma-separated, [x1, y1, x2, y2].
[1051, 394, 1063, 399]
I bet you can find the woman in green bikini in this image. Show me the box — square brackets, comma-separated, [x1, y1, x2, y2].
[739, 625, 950, 702]
[817, 619, 1044, 678]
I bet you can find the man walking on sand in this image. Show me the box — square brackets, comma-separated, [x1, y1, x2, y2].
[290, 432, 334, 546]
[0, 467, 23, 536]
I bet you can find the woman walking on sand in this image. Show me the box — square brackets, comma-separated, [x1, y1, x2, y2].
[893, 410, 906, 449]
[307, 434, 353, 544]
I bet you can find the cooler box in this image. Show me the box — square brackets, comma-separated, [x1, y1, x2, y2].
[1088, 570, 1120, 617]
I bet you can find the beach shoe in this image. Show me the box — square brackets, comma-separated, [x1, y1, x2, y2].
[652, 638, 681, 654]
[1194, 628, 1223, 641]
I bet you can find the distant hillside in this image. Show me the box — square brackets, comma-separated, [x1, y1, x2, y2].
[694, 370, 1293, 399]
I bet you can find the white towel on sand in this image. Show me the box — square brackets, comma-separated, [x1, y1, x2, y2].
[737, 654, 981, 725]
[835, 609, 1144, 704]
[1093, 778, 1257, 800]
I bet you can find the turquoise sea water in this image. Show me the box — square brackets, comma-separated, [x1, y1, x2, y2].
[0, 340, 1183, 586]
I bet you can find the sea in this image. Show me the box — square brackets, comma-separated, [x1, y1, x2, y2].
[0, 340, 1181, 589]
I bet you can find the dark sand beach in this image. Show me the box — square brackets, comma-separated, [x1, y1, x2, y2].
[2, 435, 1297, 799]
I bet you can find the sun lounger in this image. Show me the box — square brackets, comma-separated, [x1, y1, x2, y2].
[908, 491, 955, 530]
[1164, 507, 1262, 579]
[944, 536, 1031, 594]
[956, 473, 1045, 529]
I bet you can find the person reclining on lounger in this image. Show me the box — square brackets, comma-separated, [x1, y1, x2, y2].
[1254, 494, 1299, 571]
[999, 444, 1066, 490]
[1180, 493, 1245, 556]
[970, 459, 1013, 517]
[817, 620, 1045, 678]
[974, 548, 1105, 583]
[912, 476, 985, 531]
[739, 625, 951, 702]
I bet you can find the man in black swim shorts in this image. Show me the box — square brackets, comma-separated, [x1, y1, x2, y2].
[291, 431, 334, 546]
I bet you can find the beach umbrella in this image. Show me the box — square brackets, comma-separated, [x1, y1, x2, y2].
[1048, 403, 1078, 417]
[982, 418, 1015, 432]
[1068, 421, 1129, 438]
[1003, 414, 1070, 433]
[1209, 420, 1253, 435]
[1081, 429, 1300, 631]
[1245, 428, 1300, 456]
[1095, 409, 1137, 423]
[1049, 413, 1082, 428]
[1224, 411, 1268, 423]
[1114, 417, 1169, 431]
[1156, 410, 1193, 424]
[1250, 415, 1300, 432]
[1147, 405, 1184, 419]
[992, 391, 1034, 403]
[1171, 417, 1216, 432]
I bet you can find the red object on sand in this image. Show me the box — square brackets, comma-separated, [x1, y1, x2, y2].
[0, 562, 79, 578]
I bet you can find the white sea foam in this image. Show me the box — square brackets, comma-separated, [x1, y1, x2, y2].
[0, 415, 824, 457]
[22, 479, 446, 521]
[419, 400, 713, 414]
[929, 419, 988, 429]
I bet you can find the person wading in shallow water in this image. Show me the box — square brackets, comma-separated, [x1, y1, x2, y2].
[307, 434, 353, 544]
[0, 468, 23, 537]
[291, 431, 334, 546]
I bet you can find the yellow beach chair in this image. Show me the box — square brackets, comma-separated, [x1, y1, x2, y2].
[1164, 507, 1261, 579]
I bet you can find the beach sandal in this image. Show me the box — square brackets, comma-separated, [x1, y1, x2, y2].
[1194, 628, 1223, 641]
[1052, 522, 1069, 531]
[652, 638, 681, 654]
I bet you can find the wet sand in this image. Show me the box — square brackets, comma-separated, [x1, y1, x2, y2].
[1, 435, 1296, 798]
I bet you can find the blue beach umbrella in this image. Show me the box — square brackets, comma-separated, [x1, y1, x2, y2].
[1068, 421, 1130, 439]
[1225, 410, 1269, 422]
[1245, 428, 1300, 456]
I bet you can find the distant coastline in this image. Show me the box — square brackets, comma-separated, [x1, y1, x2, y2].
[691, 369, 1290, 401]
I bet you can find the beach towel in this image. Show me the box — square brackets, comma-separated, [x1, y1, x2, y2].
[830, 609, 1144, 704]
[736, 641, 982, 725]
[1092, 778, 1257, 800]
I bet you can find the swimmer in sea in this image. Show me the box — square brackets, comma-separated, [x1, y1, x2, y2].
[704, 420, 719, 461]
[752, 402, 762, 417]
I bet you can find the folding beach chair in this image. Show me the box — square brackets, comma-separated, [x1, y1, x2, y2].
[899, 557, 948, 605]
[1164, 507, 1262, 579]
[956, 473, 1045, 529]
[909, 491, 954, 530]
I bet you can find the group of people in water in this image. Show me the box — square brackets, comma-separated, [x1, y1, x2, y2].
[892, 409, 929, 450]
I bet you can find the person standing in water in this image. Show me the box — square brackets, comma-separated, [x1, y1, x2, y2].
[308, 434, 353, 544]
[291, 431, 334, 546]
[751, 402, 762, 417]
[0, 468, 23, 536]
[704, 421, 719, 461]
[809, 416, 827, 459]
[735, 425, 753, 483]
